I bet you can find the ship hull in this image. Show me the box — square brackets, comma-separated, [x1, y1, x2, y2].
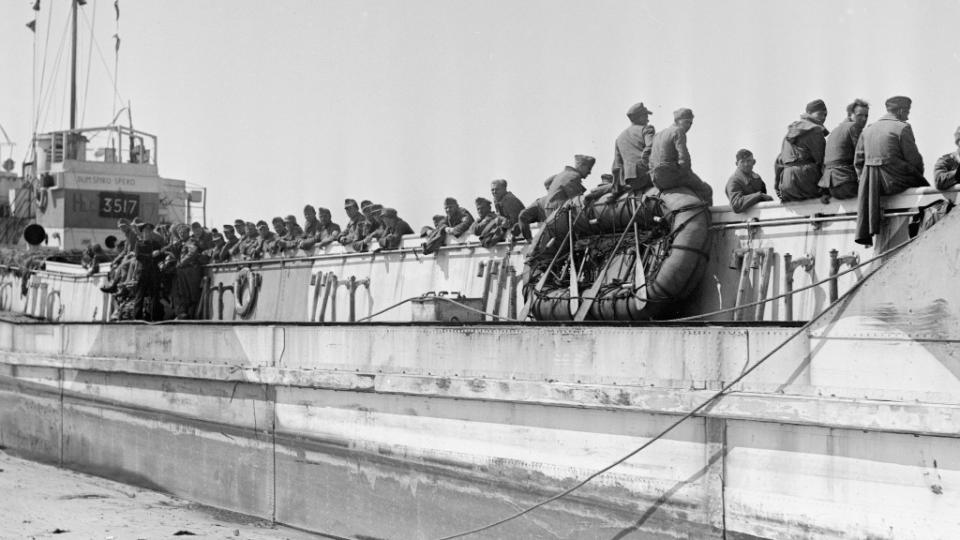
[2, 321, 957, 539]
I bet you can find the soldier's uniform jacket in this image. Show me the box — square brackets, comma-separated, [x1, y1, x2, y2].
[220, 236, 239, 261]
[612, 123, 656, 186]
[775, 117, 827, 201]
[378, 219, 414, 250]
[650, 124, 690, 173]
[725, 169, 768, 213]
[493, 192, 525, 226]
[258, 232, 281, 257]
[338, 214, 371, 250]
[177, 239, 203, 268]
[312, 222, 342, 248]
[818, 119, 863, 197]
[473, 212, 509, 248]
[934, 151, 960, 191]
[543, 167, 586, 212]
[239, 236, 262, 260]
[853, 113, 927, 246]
[445, 207, 475, 237]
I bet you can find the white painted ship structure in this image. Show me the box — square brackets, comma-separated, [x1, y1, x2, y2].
[2, 177, 959, 539]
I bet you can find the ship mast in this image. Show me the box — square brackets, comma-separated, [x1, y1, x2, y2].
[69, 0, 79, 131]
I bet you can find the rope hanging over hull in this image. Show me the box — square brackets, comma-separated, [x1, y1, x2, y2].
[525, 187, 710, 321]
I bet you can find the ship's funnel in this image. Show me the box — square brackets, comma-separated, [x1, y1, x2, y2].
[23, 224, 47, 246]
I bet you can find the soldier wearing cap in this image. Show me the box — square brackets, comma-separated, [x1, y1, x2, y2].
[189, 222, 213, 251]
[220, 224, 239, 261]
[443, 197, 475, 238]
[819, 99, 870, 200]
[473, 197, 509, 248]
[203, 230, 227, 262]
[300, 206, 341, 250]
[854, 96, 927, 246]
[612, 102, 656, 192]
[490, 179, 525, 226]
[376, 207, 414, 250]
[271, 216, 289, 240]
[360, 200, 384, 233]
[650, 108, 713, 204]
[257, 219, 281, 257]
[171, 223, 204, 320]
[725, 149, 772, 213]
[284, 214, 304, 240]
[933, 126, 960, 191]
[338, 198, 372, 252]
[516, 176, 560, 242]
[543, 154, 596, 212]
[774, 100, 830, 202]
[238, 221, 262, 260]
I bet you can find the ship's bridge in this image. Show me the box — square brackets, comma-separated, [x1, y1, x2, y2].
[22, 126, 199, 250]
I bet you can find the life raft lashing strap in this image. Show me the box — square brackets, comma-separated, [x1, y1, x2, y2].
[667, 243, 710, 260]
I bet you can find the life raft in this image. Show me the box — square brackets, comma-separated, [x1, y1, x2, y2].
[525, 186, 710, 321]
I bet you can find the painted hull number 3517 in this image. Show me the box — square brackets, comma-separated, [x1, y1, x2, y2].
[98, 191, 140, 219]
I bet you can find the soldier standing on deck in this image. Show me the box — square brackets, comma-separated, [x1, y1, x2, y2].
[612, 102, 656, 193]
[854, 96, 928, 247]
[172, 224, 203, 320]
[775, 100, 829, 202]
[819, 99, 870, 201]
[649, 109, 713, 204]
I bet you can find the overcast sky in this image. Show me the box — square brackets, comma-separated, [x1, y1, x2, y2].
[2, 0, 959, 229]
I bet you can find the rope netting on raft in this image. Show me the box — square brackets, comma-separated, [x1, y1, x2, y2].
[523, 187, 711, 321]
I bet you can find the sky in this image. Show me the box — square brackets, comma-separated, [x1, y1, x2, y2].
[2, 0, 959, 229]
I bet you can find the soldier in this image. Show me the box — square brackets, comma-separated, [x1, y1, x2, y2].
[220, 224, 239, 261]
[516, 176, 556, 242]
[649, 109, 713, 204]
[421, 215, 446, 238]
[442, 197, 475, 238]
[129, 222, 164, 320]
[377, 208, 414, 250]
[490, 179, 525, 226]
[854, 96, 928, 246]
[284, 215, 304, 241]
[360, 200, 383, 233]
[933, 126, 960, 191]
[172, 224, 204, 320]
[203, 230, 226, 262]
[239, 222, 262, 260]
[256, 220, 281, 257]
[612, 102, 656, 192]
[300, 207, 341, 250]
[472, 197, 508, 248]
[190, 222, 212, 251]
[338, 199, 371, 252]
[271, 216, 288, 239]
[100, 218, 139, 294]
[725, 149, 772, 213]
[543, 155, 595, 213]
[775, 100, 829, 202]
[819, 99, 870, 201]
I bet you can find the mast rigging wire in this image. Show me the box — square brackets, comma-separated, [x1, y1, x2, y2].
[80, 0, 97, 128]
